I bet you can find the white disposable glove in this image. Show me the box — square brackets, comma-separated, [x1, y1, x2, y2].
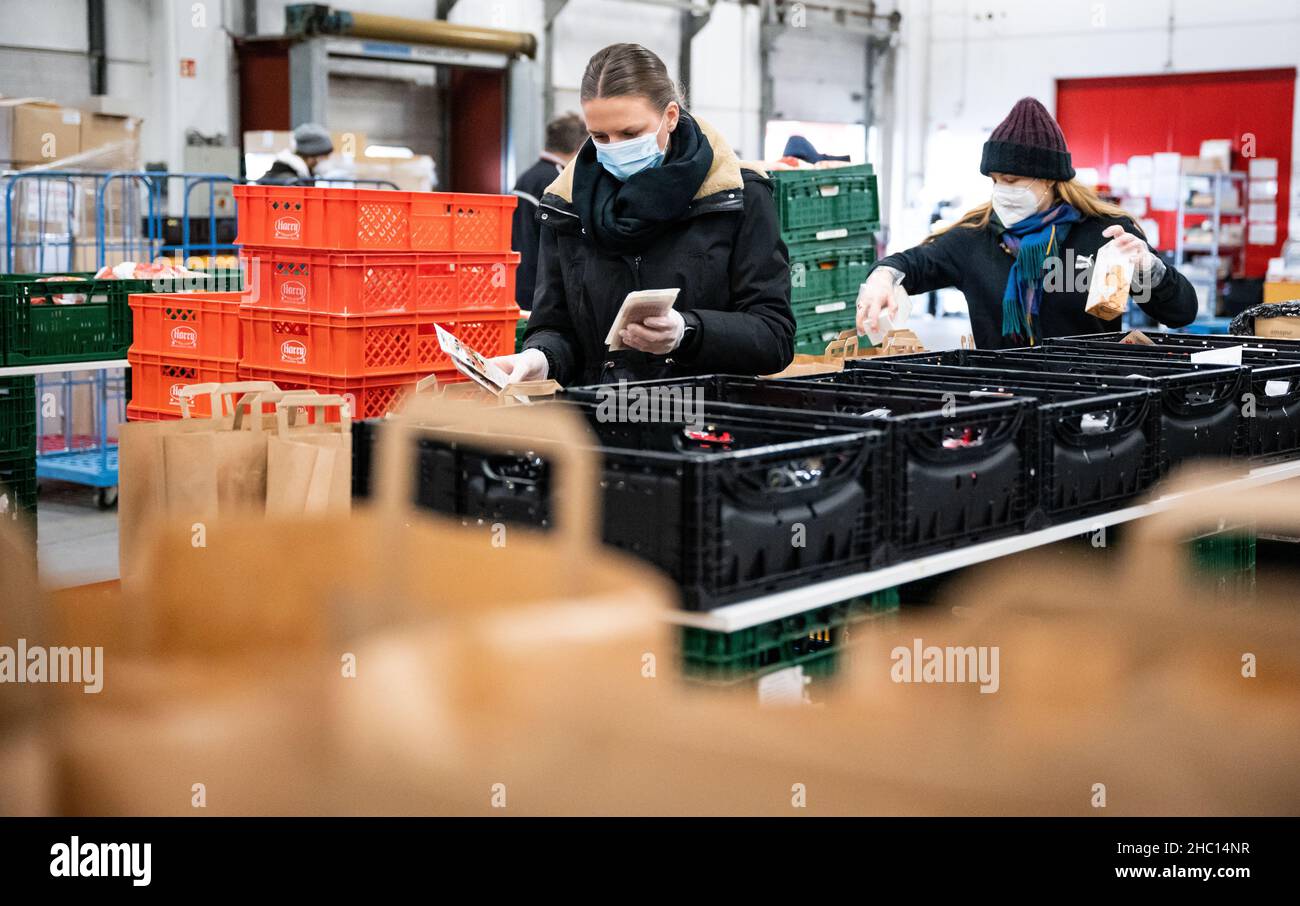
[1101, 224, 1165, 297]
[493, 348, 549, 385]
[620, 309, 686, 355]
[855, 266, 904, 337]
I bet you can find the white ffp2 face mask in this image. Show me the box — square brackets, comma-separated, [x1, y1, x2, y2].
[991, 182, 1049, 227]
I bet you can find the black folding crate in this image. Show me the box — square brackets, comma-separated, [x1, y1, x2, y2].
[353, 402, 887, 611]
[883, 348, 1249, 470]
[565, 375, 1035, 559]
[1048, 332, 1300, 461]
[803, 364, 1162, 526]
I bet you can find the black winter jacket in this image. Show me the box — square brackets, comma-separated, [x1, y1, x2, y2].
[523, 119, 795, 386]
[510, 156, 564, 311]
[876, 213, 1198, 349]
[257, 158, 315, 187]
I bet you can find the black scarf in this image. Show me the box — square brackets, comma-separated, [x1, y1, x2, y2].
[571, 111, 714, 254]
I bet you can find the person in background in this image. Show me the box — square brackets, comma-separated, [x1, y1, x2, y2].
[782, 134, 850, 165]
[258, 123, 333, 186]
[490, 43, 794, 387]
[511, 113, 588, 311]
[856, 97, 1198, 348]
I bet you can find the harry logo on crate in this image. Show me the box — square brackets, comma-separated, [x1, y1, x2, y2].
[274, 215, 302, 241]
[169, 325, 198, 350]
[280, 280, 307, 305]
[168, 383, 189, 407]
[49, 837, 150, 887]
[281, 339, 308, 365]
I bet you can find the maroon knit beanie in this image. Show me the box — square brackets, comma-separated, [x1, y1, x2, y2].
[980, 97, 1075, 181]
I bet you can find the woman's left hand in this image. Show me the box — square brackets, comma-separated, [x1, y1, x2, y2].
[621, 310, 686, 355]
[1101, 224, 1155, 271]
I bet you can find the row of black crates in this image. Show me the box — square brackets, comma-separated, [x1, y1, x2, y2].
[349, 331, 1298, 612]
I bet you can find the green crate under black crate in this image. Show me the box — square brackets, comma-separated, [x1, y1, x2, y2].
[788, 239, 875, 307]
[0, 376, 36, 456]
[680, 589, 900, 686]
[772, 164, 880, 244]
[1189, 526, 1256, 603]
[0, 269, 243, 367]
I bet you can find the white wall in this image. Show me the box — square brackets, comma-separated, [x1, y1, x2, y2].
[888, 0, 1300, 250]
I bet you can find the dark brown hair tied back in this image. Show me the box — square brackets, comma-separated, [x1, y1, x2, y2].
[581, 43, 680, 112]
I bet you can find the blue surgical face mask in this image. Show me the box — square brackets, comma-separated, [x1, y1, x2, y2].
[595, 114, 668, 181]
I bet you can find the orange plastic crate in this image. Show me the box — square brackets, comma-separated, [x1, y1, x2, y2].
[126, 403, 178, 422]
[240, 248, 519, 315]
[129, 291, 245, 360]
[238, 307, 518, 378]
[233, 185, 516, 252]
[235, 365, 463, 420]
[127, 351, 240, 418]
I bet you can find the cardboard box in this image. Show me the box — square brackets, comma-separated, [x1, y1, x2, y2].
[1255, 317, 1300, 340]
[80, 112, 140, 155]
[0, 98, 81, 167]
[1263, 280, 1300, 304]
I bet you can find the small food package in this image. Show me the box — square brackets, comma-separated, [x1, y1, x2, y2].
[1085, 241, 1134, 321]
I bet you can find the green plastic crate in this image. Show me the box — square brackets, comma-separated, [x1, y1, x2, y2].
[792, 324, 851, 357]
[1189, 526, 1256, 603]
[788, 239, 876, 307]
[0, 447, 37, 524]
[680, 590, 900, 686]
[773, 164, 880, 243]
[0, 376, 36, 456]
[0, 269, 244, 366]
[792, 297, 855, 337]
[515, 312, 529, 354]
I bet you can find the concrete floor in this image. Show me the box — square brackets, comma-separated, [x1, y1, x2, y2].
[36, 481, 120, 588]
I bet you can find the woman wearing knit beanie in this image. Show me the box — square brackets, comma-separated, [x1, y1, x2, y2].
[857, 97, 1198, 348]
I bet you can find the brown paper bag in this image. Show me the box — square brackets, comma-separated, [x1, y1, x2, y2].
[118, 381, 280, 585]
[261, 392, 352, 517]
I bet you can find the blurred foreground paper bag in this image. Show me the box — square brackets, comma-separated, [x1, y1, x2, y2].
[55, 396, 680, 815]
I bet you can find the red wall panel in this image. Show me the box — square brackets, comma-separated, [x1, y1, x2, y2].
[1056, 68, 1295, 277]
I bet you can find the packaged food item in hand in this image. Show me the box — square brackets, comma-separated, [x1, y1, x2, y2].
[1084, 241, 1134, 321]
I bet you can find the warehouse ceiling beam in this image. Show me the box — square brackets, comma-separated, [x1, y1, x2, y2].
[87, 0, 106, 96]
[284, 3, 537, 57]
[542, 0, 571, 125]
[678, 0, 716, 108]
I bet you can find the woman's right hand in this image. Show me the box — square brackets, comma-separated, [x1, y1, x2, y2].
[855, 269, 899, 337]
[490, 348, 549, 385]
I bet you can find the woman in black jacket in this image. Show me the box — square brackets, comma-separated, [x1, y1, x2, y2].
[857, 97, 1198, 348]
[491, 43, 795, 386]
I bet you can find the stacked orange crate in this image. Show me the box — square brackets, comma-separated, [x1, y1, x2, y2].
[126, 291, 245, 420]
[232, 185, 520, 418]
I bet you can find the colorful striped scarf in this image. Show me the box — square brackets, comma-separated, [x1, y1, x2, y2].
[999, 203, 1082, 345]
